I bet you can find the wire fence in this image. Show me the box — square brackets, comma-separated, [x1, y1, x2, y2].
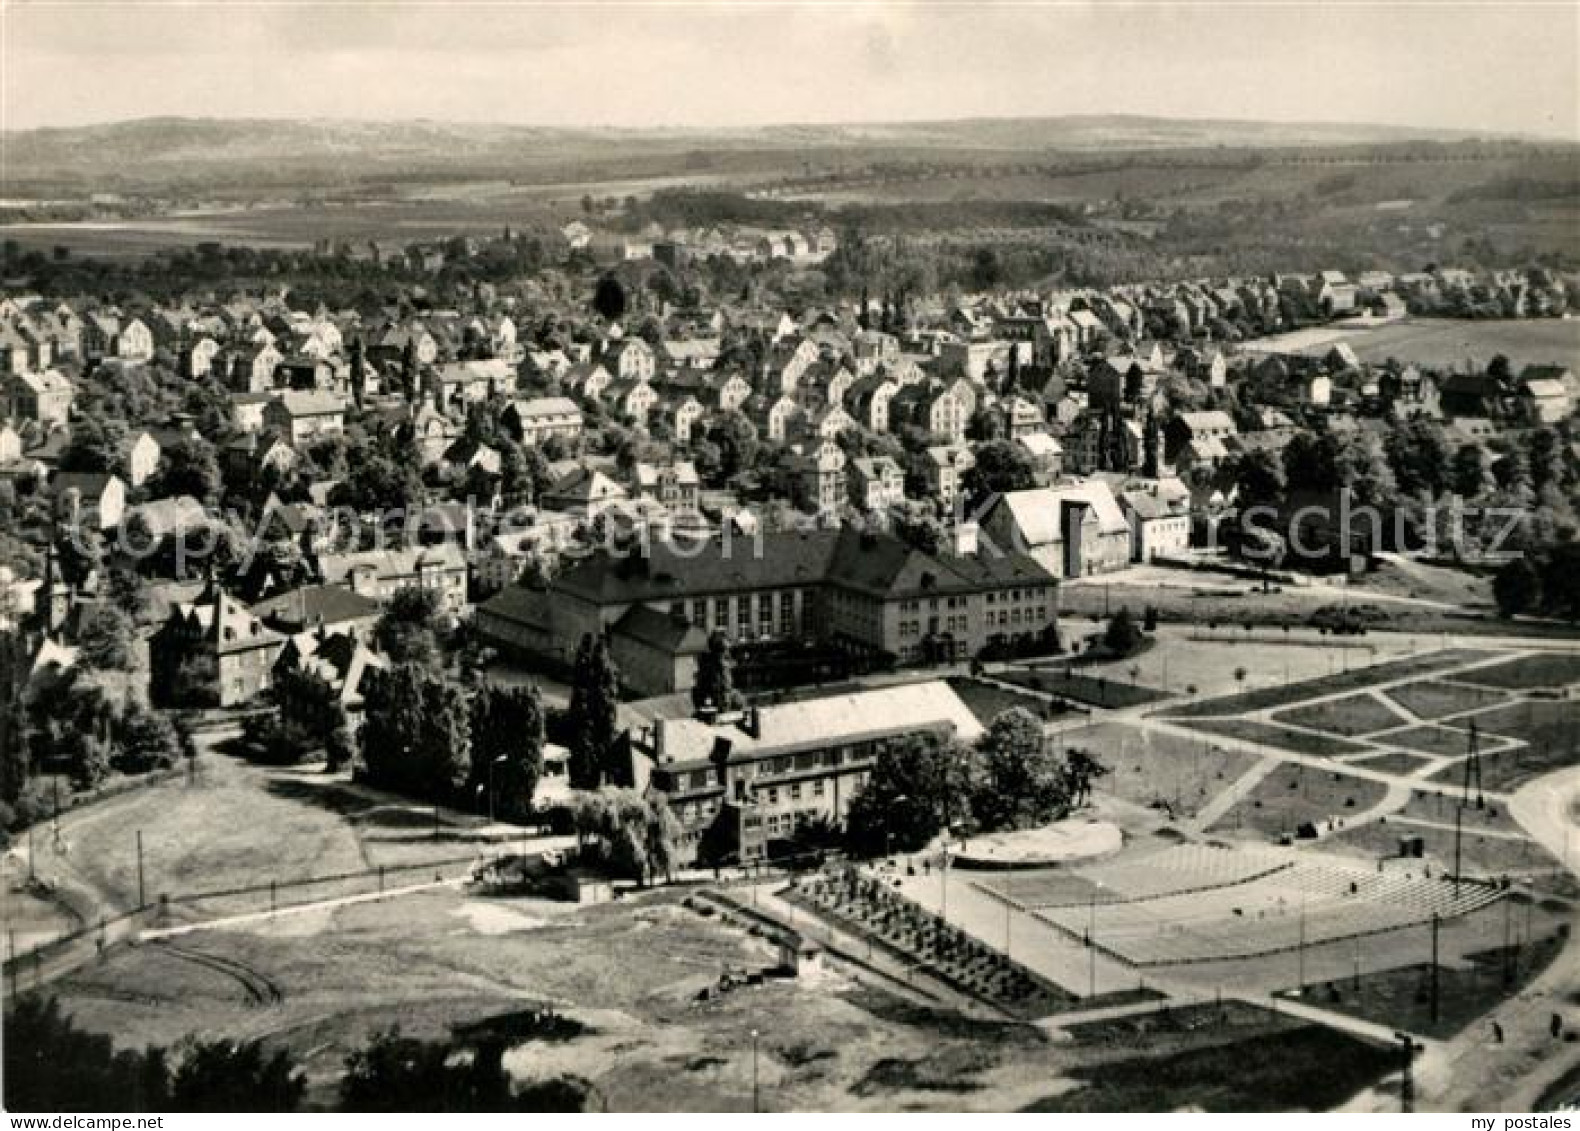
[4, 849, 493, 981]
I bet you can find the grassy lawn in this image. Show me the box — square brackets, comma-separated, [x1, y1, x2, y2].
[1275, 934, 1566, 1040]
[1372, 725, 1480, 758]
[1024, 1021, 1398, 1112]
[1066, 721, 1259, 818]
[1324, 820, 1554, 878]
[1208, 764, 1389, 841]
[945, 677, 1066, 727]
[1395, 789, 1522, 833]
[1347, 750, 1437, 777]
[31, 752, 371, 919]
[1429, 700, 1580, 791]
[997, 668, 1170, 709]
[1273, 694, 1407, 737]
[1383, 681, 1512, 722]
[1455, 653, 1580, 690]
[1160, 650, 1491, 719]
[1059, 579, 1580, 639]
[1175, 718, 1371, 760]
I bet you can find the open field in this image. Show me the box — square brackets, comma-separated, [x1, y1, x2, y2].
[946, 677, 1065, 726]
[37, 887, 1060, 1112]
[1049, 720, 1258, 818]
[1382, 680, 1511, 721]
[1347, 750, 1438, 776]
[1373, 725, 1483, 758]
[1241, 317, 1580, 372]
[1455, 653, 1580, 690]
[1159, 649, 1492, 719]
[1273, 694, 1409, 737]
[1207, 763, 1388, 839]
[1274, 934, 1566, 1040]
[1428, 700, 1580, 791]
[1177, 719, 1371, 760]
[997, 668, 1170, 709]
[1052, 622, 1402, 699]
[1059, 577, 1580, 640]
[1346, 559, 1497, 611]
[1324, 819, 1559, 879]
[1395, 788, 1522, 833]
[1026, 1018, 1396, 1112]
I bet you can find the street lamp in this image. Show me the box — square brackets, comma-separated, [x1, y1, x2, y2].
[750, 1028, 760, 1112]
[487, 754, 508, 824]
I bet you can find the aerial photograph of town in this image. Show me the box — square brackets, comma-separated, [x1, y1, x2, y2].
[1, 0, 1578, 1117]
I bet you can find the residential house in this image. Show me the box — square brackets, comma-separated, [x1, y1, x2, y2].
[848, 456, 905, 512]
[792, 440, 847, 515]
[3, 369, 74, 426]
[150, 584, 285, 707]
[540, 466, 629, 519]
[635, 461, 701, 513]
[1121, 484, 1191, 562]
[924, 444, 975, 513]
[316, 543, 469, 613]
[51, 472, 127, 532]
[263, 391, 347, 444]
[979, 480, 1132, 578]
[502, 396, 584, 447]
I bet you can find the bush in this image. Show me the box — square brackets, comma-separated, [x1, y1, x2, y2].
[115, 703, 181, 775]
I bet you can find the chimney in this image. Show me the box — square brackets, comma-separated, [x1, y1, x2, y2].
[950, 521, 979, 557]
[740, 705, 761, 739]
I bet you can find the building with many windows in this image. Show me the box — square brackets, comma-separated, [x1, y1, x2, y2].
[475, 527, 1058, 695]
[631, 679, 984, 862]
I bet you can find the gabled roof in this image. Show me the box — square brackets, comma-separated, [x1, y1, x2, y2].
[612, 603, 708, 655]
[648, 679, 984, 767]
[985, 480, 1129, 543]
[252, 583, 381, 632]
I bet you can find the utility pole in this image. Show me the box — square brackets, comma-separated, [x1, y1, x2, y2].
[1297, 894, 1307, 994]
[1430, 913, 1441, 1025]
[1502, 882, 1514, 987]
[1451, 803, 1464, 900]
[1087, 889, 1098, 998]
[1395, 1032, 1417, 1113]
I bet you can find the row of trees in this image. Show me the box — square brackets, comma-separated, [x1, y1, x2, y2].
[842, 707, 1106, 858]
[359, 663, 546, 821]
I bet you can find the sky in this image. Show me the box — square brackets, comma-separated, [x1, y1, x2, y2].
[2, 1, 1577, 139]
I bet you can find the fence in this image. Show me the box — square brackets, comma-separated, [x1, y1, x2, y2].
[4, 850, 492, 982]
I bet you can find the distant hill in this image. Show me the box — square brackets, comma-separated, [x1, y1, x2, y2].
[3, 113, 1554, 190]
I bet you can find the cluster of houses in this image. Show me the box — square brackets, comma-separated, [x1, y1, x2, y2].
[0, 249, 1572, 809]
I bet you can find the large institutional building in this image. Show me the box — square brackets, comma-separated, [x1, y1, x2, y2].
[476, 527, 1059, 695]
[630, 679, 984, 861]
